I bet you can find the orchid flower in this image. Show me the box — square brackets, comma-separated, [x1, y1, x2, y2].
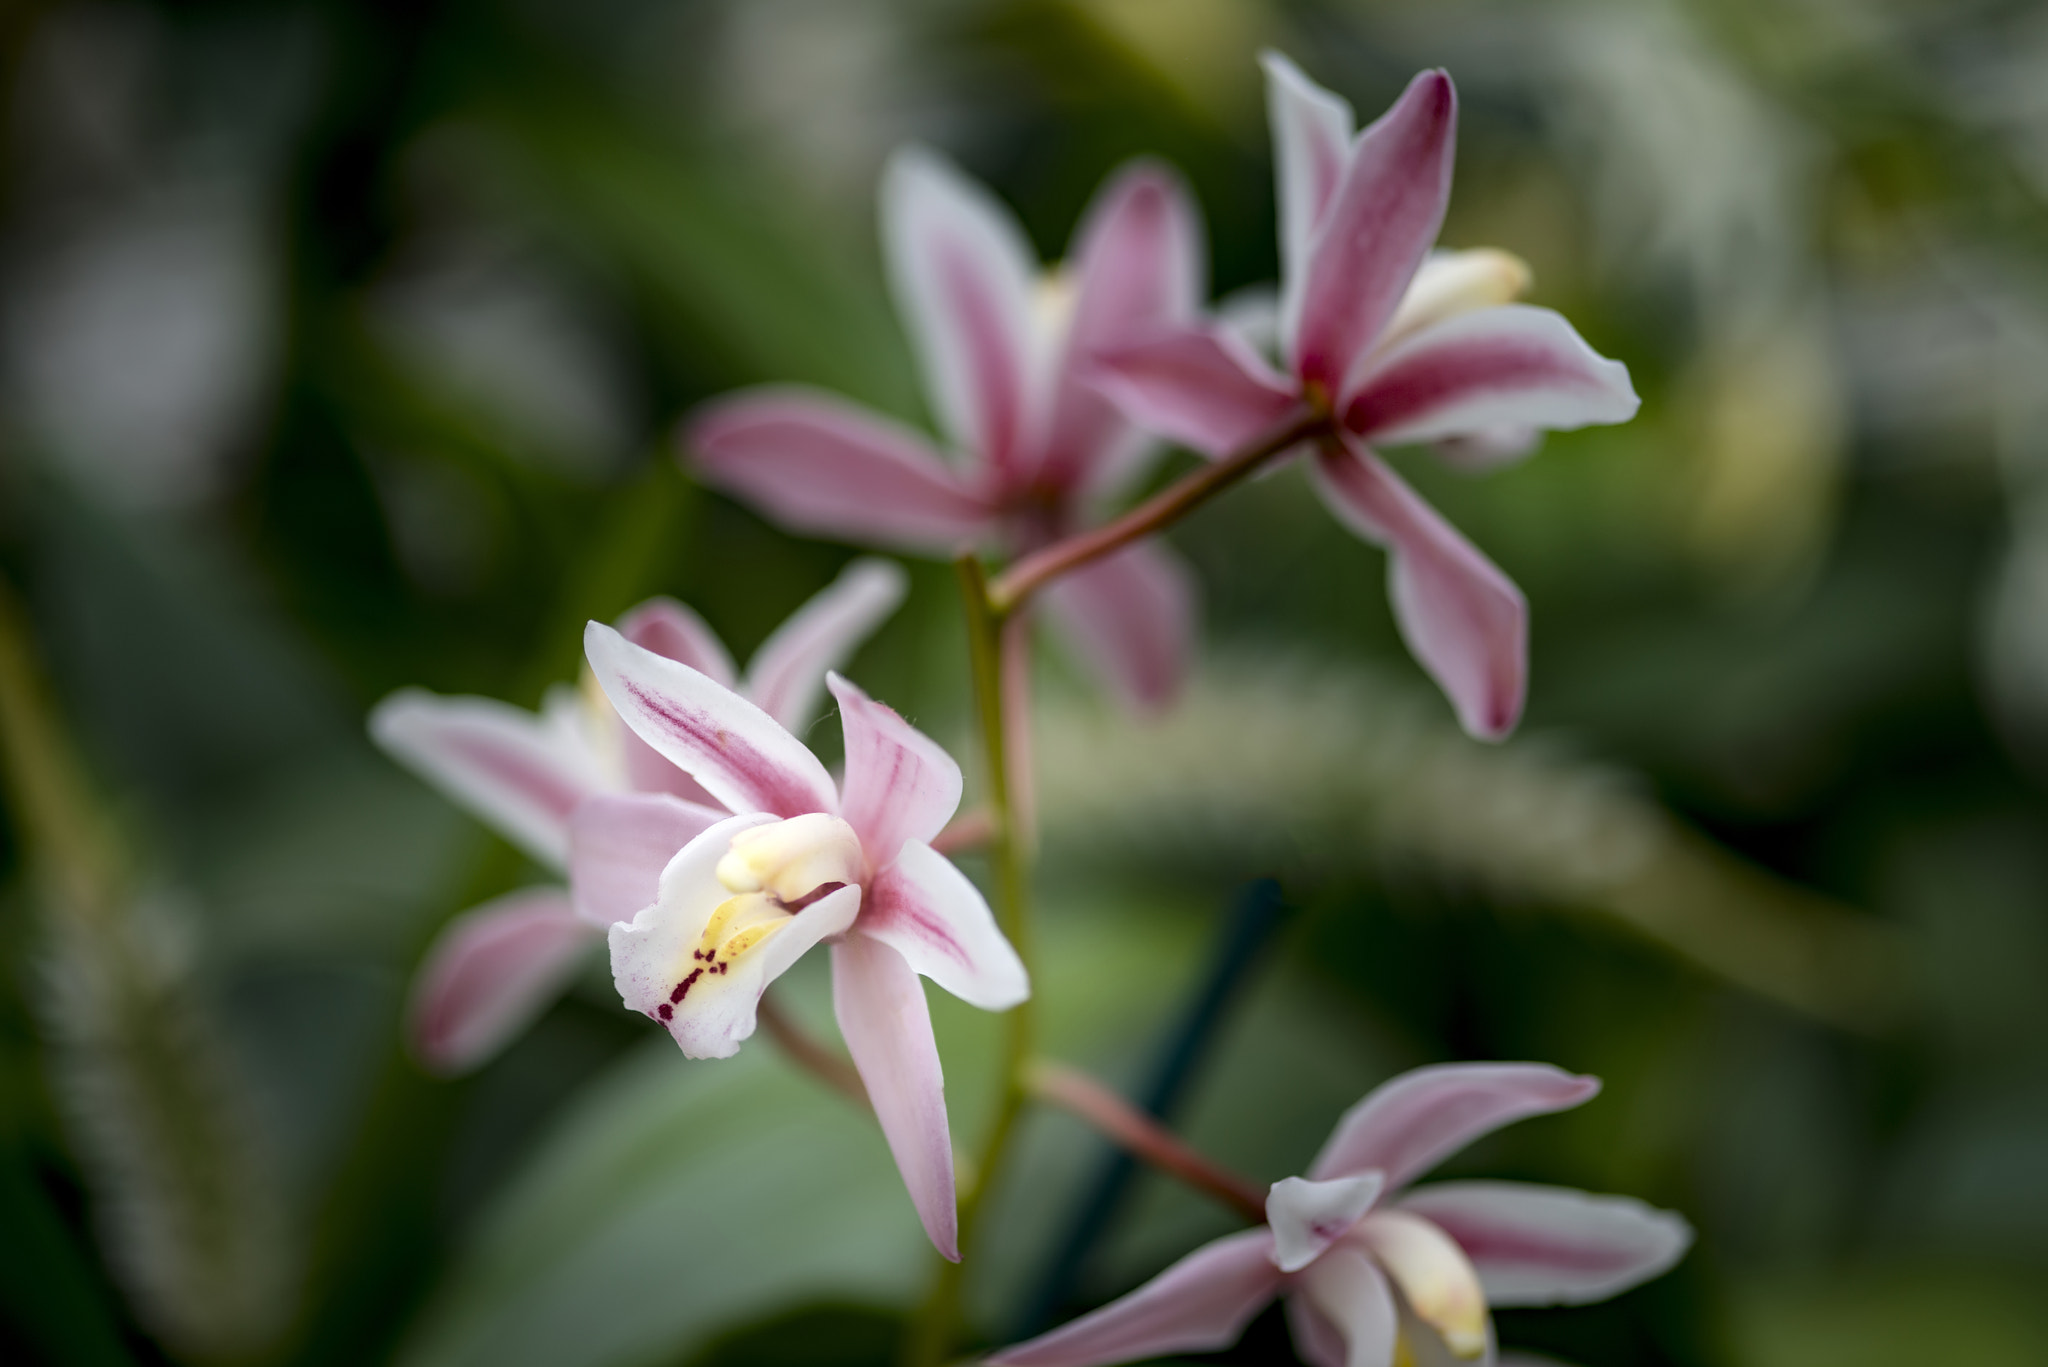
[1090, 55, 1640, 739]
[991, 1063, 1691, 1367]
[369, 558, 906, 1074]
[581, 622, 1029, 1259]
[687, 151, 1204, 709]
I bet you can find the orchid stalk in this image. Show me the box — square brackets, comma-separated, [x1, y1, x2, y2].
[360, 44, 1679, 1367]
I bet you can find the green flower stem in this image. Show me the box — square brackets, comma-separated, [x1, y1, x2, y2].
[903, 556, 1038, 1367]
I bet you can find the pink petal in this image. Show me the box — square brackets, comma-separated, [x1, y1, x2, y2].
[408, 888, 596, 1075]
[832, 934, 959, 1259]
[1309, 1063, 1601, 1192]
[619, 731, 728, 808]
[370, 689, 603, 868]
[1309, 440, 1527, 740]
[1260, 52, 1355, 356]
[1267, 1172, 1387, 1272]
[744, 559, 908, 732]
[1294, 70, 1457, 397]
[1038, 539, 1196, 711]
[1044, 160, 1206, 494]
[861, 839, 1028, 1010]
[988, 1229, 1283, 1365]
[1342, 305, 1639, 447]
[1297, 1244, 1399, 1367]
[1090, 326, 1304, 459]
[614, 597, 737, 688]
[1285, 1295, 1350, 1367]
[686, 386, 998, 552]
[1397, 1181, 1692, 1307]
[827, 672, 962, 864]
[568, 791, 727, 927]
[881, 147, 1045, 481]
[584, 622, 839, 819]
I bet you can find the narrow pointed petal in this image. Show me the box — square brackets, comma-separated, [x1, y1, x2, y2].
[1397, 1181, 1693, 1307]
[611, 813, 860, 1058]
[1295, 70, 1457, 397]
[1038, 540, 1196, 711]
[861, 839, 1027, 1010]
[744, 559, 908, 732]
[1310, 1063, 1601, 1191]
[1299, 1245, 1399, 1367]
[828, 672, 962, 863]
[832, 935, 958, 1259]
[1261, 51, 1355, 357]
[1268, 1172, 1387, 1272]
[1309, 441, 1527, 740]
[1357, 1211, 1490, 1358]
[568, 791, 728, 927]
[1379, 249, 1532, 352]
[409, 888, 595, 1075]
[1045, 160, 1206, 491]
[615, 597, 738, 688]
[585, 621, 839, 818]
[687, 387, 999, 552]
[1286, 1295, 1351, 1367]
[1090, 326, 1304, 458]
[1342, 306, 1639, 448]
[882, 146, 1044, 479]
[989, 1229, 1283, 1365]
[370, 689, 603, 867]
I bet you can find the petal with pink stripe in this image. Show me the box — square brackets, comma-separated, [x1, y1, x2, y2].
[833, 935, 959, 1260]
[1044, 160, 1206, 492]
[988, 1229, 1283, 1366]
[745, 559, 908, 732]
[882, 147, 1045, 480]
[1261, 51, 1355, 358]
[1396, 1181, 1692, 1307]
[1294, 69, 1457, 397]
[1309, 440, 1528, 740]
[1038, 539, 1196, 712]
[370, 689, 603, 868]
[1342, 305, 1638, 448]
[585, 622, 839, 819]
[1090, 326, 1304, 459]
[568, 791, 728, 927]
[1310, 1063, 1601, 1191]
[860, 839, 1027, 1011]
[828, 672, 962, 865]
[615, 597, 737, 688]
[686, 387, 998, 552]
[408, 888, 596, 1075]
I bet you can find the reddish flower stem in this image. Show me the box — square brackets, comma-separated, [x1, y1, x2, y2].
[986, 408, 1329, 615]
[1027, 1059, 1267, 1224]
[756, 992, 868, 1109]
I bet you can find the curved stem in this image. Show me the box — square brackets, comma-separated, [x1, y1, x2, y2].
[903, 556, 1039, 1367]
[757, 992, 869, 1109]
[1026, 1061, 1265, 1223]
[987, 409, 1329, 614]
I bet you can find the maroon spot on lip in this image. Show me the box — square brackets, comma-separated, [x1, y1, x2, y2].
[672, 967, 705, 1003]
[657, 1003, 673, 1021]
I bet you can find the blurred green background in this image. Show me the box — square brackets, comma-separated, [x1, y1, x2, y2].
[3, 1, 2047, 1364]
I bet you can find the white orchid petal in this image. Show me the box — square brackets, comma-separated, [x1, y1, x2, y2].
[1267, 1172, 1387, 1273]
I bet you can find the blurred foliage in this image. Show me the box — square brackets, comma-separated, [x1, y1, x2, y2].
[3, 0, 2048, 1365]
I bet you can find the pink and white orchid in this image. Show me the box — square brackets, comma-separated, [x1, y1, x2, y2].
[1089, 56, 1640, 739]
[991, 1063, 1690, 1367]
[687, 150, 1205, 709]
[581, 622, 1029, 1259]
[369, 558, 906, 1074]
